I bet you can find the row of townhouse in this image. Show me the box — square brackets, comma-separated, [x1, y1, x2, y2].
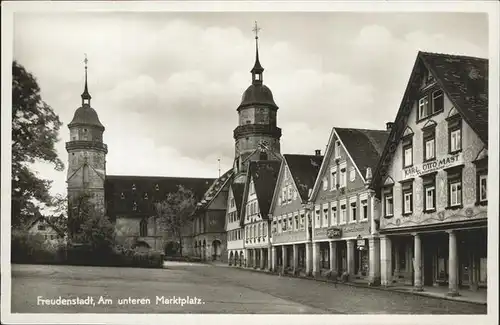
[224, 51, 489, 295]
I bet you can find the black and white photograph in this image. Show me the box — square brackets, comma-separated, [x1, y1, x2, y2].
[1, 1, 499, 324]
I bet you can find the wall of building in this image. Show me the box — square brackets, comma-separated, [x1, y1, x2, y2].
[380, 91, 488, 231]
[226, 186, 244, 253]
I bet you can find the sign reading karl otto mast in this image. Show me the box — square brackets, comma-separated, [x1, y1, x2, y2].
[403, 152, 463, 180]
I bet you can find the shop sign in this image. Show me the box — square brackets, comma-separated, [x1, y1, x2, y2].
[327, 227, 342, 238]
[403, 152, 463, 180]
[357, 239, 366, 247]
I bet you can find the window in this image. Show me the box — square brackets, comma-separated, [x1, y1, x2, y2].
[230, 198, 235, 208]
[340, 168, 347, 188]
[315, 209, 321, 228]
[323, 208, 329, 226]
[132, 184, 136, 191]
[449, 181, 462, 207]
[349, 169, 356, 182]
[155, 184, 159, 191]
[335, 140, 341, 159]
[384, 188, 394, 217]
[330, 168, 337, 190]
[288, 187, 292, 202]
[418, 96, 429, 119]
[300, 214, 305, 229]
[288, 217, 293, 230]
[37, 224, 46, 231]
[361, 200, 368, 220]
[350, 201, 357, 222]
[340, 204, 346, 224]
[294, 215, 299, 230]
[479, 174, 487, 202]
[144, 192, 148, 200]
[140, 218, 148, 237]
[448, 117, 462, 153]
[403, 143, 413, 168]
[422, 173, 436, 212]
[423, 128, 436, 161]
[401, 181, 413, 215]
[432, 90, 444, 113]
[331, 206, 337, 224]
[120, 192, 125, 199]
[292, 188, 297, 200]
[322, 177, 328, 190]
[132, 201, 138, 211]
[447, 167, 463, 208]
[250, 182, 254, 194]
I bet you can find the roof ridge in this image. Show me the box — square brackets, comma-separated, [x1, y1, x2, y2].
[335, 126, 389, 133]
[419, 50, 488, 62]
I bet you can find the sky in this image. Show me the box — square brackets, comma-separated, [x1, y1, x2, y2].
[12, 11, 488, 202]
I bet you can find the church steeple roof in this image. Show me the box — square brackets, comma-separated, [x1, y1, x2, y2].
[81, 54, 92, 106]
[69, 54, 104, 130]
[251, 21, 264, 85]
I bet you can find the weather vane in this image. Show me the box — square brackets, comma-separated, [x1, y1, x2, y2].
[252, 21, 261, 39]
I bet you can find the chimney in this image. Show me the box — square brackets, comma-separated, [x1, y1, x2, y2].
[386, 122, 394, 131]
[315, 149, 321, 156]
[365, 167, 373, 183]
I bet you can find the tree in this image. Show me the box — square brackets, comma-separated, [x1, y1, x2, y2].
[68, 192, 115, 252]
[11, 61, 64, 228]
[155, 185, 197, 256]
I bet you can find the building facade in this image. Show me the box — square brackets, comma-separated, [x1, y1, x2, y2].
[226, 183, 245, 265]
[371, 52, 488, 294]
[309, 127, 389, 284]
[269, 153, 323, 275]
[241, 160, 281, 269]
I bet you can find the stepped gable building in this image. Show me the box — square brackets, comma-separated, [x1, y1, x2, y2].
[66, 57, 214, 252]
[269, 152, 324, 274]
[370, 51, 488, 294]
[189, 22, 283, 262]
[240, 160, 281, 269]
[308, 127, 389, 284]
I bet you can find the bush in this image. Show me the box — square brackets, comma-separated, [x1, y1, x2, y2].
[11, 230, 66, 265]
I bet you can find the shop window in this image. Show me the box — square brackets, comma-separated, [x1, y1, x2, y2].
[422, 173, 436, 212]
[401, 180, 413, 215]
[383, 186, 394, 218]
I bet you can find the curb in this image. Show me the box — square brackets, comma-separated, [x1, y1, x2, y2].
[219, 264, 487, 306]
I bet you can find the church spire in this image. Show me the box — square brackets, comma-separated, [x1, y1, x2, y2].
[81, 53, 92, 106]
[251, 21, 264, 85]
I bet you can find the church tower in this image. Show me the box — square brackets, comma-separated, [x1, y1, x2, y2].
[66, 55, 107, 216]
[233, 22, 282, 180]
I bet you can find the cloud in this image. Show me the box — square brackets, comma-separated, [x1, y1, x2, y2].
[12, 13, 488, 199]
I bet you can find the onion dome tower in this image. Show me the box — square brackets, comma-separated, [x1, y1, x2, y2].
[66, 55, 107, 217]
[233, 22, 282, 179]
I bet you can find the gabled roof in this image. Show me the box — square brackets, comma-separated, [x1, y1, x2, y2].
[420, 51, 488, 143]
[231, 182, 245, 215]
[105, 175, 215, 218]
[243, 160, 281, 222]
[194, 168, 234, 212]
[283, 154, 323, 201]
[335, 128, 389, 181]
[25, 214, 66, 237]
[370, 51, 489, 194]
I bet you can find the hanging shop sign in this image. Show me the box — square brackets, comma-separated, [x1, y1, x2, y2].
[403, 152, 463, 180]
[327, 227, 342, 239]
[356, 235, 366, 250]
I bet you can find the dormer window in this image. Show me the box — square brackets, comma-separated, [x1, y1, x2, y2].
[155, 184, 160, 191]
[132, 201, 138, 211]
[120, 192, 125, 199]
[144, 193, 148, 200]
[132, 184, 136, 191]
